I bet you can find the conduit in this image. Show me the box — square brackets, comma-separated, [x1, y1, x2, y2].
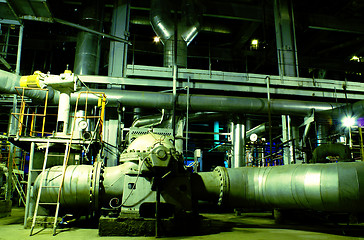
[34, 161, 364, 215]
[0, 69, 59, 104]
[311, 143, 352, 163]
[70, 89, 340, 116]
[150, 0, 200, 67]
[195, 162, 364, 212]
[0, 70, 343, 115]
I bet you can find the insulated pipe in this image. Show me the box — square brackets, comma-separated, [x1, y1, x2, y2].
[0, 70, 59, 104]
[0, 71, 342, 116]
[311, 143, 352, 163]
[150, 0, 200, 67]
[56, 92, 71, 134]
[317, 99, 364, 119]
[232, 123, 245, 167]
[70, 89, 340, 116]
[33, 163, 129, 214]
[73, 0, 103, 75]
[194, 162, 364, 213]
[34, 165, 96, 213]
[246, 123, 267, 138]
[34, 161, 364, 215]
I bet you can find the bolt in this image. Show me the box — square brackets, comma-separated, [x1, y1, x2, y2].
[156, 149, 167, 159]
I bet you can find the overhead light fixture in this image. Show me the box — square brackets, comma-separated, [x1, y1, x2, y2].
[342, 116, 356, 128]
[350, 55, 361, 62]
[251, 39, 259, 50]
[153, 36, 160, 43]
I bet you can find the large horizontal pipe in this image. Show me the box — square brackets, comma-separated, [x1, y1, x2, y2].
[71, 89, 340, 116]
[195, 162, 364, 212]
[0, 70, 345, 116]
[33, 163, 129, 214]
[0, 70, 59, 104]
[34, 161, 364, 216]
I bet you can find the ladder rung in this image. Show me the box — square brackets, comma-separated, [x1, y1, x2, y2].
[48, 154, 65, 157]
[34, 221, 53, 224]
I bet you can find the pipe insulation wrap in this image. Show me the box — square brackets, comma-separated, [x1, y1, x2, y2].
[195, 162, 364, 212]
[0, 70, 344, 115]
[69, 89, 340, 116]
[0, 70, 59, 104]
[33, 163, 128, 213]
[34, 165, 95, 212]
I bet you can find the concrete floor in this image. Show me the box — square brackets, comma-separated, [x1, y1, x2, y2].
[0, 208, 363, 240]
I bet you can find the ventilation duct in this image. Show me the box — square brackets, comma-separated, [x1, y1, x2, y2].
[194, 162, 364, 212]
[73, 0, 104, 75]
[150, 0, 200, 67]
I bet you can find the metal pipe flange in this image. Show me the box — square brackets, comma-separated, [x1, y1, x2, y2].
[213, 166, 230, 206]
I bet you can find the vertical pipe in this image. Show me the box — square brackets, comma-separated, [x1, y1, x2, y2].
[233, 123, 245, 168]
[214, 121, 220, 145]
[24, 141, 35, 228]
[274, 0, 298, 77]
[15, 25, 23, 75]
[73, 0, 103, 75]
[185, 77, 190, 165]
[287, 115, 294, 164]
[360, 127, 364, 161]
[266, 76, 272, 165]
[172, 64, 177, 138]
[56, 93, 71, 134]
[108, 0, 130, 77]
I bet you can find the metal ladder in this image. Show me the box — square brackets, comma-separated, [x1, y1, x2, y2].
[12, 173, 26, 206]
[30, 140, 71, 236]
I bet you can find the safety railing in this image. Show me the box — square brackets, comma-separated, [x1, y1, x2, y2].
[11, 87, 49, 137]
[71, 91, 107, 142]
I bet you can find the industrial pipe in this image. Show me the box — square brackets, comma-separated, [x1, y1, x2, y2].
[150, 0, 200, 67]
[73, 0, 103, 75]
[0, 71, 343, 116]
[34, 161, 364, 216]
[195, 162, 364, 212]
[310, 143, 352, 163]
[33, 163, 129, 214]
[0, 69, 59, 104]
[70, 89, 340, 116]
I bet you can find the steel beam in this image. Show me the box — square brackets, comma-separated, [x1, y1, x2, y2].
[108, 0, 130, 78]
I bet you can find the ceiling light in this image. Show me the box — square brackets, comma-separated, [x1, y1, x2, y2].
[250, 39, 259, 50]
[342, 116, 356, 127]
[153, 36, 160, 43]
[350, 55, 360, 62]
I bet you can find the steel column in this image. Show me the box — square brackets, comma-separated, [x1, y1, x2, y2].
[73, 0, 103, 75]
[274, 0, 299, 77]
[15, 25, 23, 74]
[108, 0, 130, 78]
[232, 123, 245, 168]
[282, 115, 294, 165]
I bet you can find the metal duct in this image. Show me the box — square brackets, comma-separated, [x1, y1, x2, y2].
[150, 0, 200, 67]
[33, 165, 97, 213]
[0, 70, 59, 104]
[311, 143, 352, 163]
[70, 89, 340, 116]
[194, 162, 364, 212]
[0, 70, 342, 116]
[317, 99, 364, 118]
[246, 123, 267, 138]
[73, 0, 104, 75]
[34, 161, 364, 215]
[33, 163, 130, 213]
[131, 111, 165, 128]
